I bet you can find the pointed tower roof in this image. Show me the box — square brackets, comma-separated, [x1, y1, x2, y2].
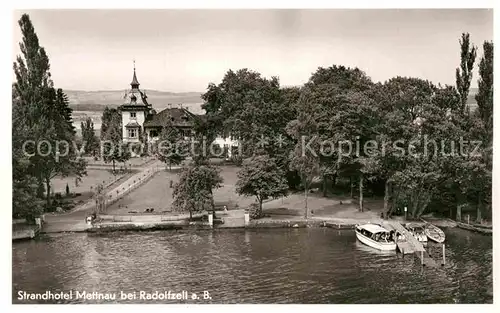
[120, 60, 153, 112]
[130, 60, 140, 89]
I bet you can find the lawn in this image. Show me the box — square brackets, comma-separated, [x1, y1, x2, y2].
[103, 163, 386, 223]
[106, 165, 255, 215]
[261, 193, 383, 222]
[50, 169, 133, 208]
[52, 169, 125, 194]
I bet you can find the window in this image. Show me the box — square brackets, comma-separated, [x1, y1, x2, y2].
[150, 130, 159, 138]
[128, 129, 137, 138]
[130, 112, 136, 119]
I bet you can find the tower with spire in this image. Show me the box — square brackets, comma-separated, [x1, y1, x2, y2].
[116, 60, 239, 157]
[119, 61, 152, 143]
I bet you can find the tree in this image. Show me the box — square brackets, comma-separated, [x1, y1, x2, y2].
[201, 69, 302, 191]
[12, 91, 43, 220]
[299, 65, 377, 205]
[476, 41, 494, 143]
[81, 116, 99, 157]
[456, 33, 477, 115]
[453, 32, 477, 221]
[13, 82, 42, 221]
[13, 14, 86, 210]
[200, 69, 283, 157]
[306, 64, 373, 92]
[157, 118, 186, 170]
[236, 155, 288, 218]
[375, 77, 437, 218]
[172, 164, 223, 220]
[101, 107, 121, 140]
[286, 89, 321, 219]
[473, 40, 493, 222]
[101, 111, 125, 172]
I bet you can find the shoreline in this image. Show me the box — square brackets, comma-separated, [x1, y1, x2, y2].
[32, 209, 493, 237]
[40, 217, 466, 235]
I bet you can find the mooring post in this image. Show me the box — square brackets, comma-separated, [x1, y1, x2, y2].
[442, 243, 446, 265]
[208, 211, 213, 228]
[395, 235, 398, 257]
[244, 210, 250, 227]
[467, 214, 470, 224]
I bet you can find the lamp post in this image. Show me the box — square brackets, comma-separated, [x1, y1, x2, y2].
[404, 206, 407, 221]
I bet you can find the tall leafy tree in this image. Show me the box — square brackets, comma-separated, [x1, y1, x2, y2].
[81, 116, 99, 157]
[374, 77, 437, 218]
[236, 155, 288, 218]
[475, 41, 494, 148]
[101, 111, 128, 172]
[172, 164, 223, 220]
[12, 88, 43, 220]
[157, 117, 187, 170]
[456, 33, 477, 115]
[453, 33, 477, 221]
[306, 64, 373, 92]
[201, 69, 301, 190]
[286, 89, 321, 219]
[201, 69, 284, 157]
[300, 65, 376, 208]
[100, 107, 121, 141]
[13, 14, 86, 209]
[473, 41, 493, 221]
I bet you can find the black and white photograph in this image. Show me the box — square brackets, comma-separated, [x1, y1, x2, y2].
[7, 2, 496, 307]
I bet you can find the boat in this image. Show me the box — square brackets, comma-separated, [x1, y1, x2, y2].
[355, 223, 397, 251]
[424, 223, 446, 243]
[404, 223, 428, 242]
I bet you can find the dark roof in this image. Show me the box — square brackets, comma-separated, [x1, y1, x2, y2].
[125, 121, 141, 128]
[120, 103, 149, 111]
[143, 108, 200, 128]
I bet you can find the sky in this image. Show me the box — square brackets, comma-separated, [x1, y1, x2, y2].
[11, 9, 493, 92]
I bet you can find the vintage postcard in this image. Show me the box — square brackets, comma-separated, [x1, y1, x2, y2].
[9, 4, 495, 308]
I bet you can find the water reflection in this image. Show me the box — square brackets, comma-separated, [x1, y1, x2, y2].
[13, 228, 492, 304]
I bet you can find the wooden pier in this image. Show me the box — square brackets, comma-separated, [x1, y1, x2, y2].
[383, 220, 438, 267]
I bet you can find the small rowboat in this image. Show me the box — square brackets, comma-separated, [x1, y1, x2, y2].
[424, 223, 445, 243]
[404, 222, 428, 242]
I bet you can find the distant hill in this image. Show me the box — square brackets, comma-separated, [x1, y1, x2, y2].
[66, 87, 478, 112]
[65, 89, 205, 114]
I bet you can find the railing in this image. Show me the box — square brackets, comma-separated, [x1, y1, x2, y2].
[98, 211, 206, 223]
[457, 213, 491, 226]
[103, 165, 162, 211]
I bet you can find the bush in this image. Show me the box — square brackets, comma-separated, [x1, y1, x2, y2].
[62, 202, 75, 211]
[230, 155, 243, 166]
[249, 203, 263, 219]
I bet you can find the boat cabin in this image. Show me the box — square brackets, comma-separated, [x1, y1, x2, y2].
[356, 224, 396, 243]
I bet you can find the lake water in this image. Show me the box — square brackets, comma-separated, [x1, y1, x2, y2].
[12, 227, 492, 304]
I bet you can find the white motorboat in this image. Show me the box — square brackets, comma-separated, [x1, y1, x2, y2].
[355, 223, 397, 251]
